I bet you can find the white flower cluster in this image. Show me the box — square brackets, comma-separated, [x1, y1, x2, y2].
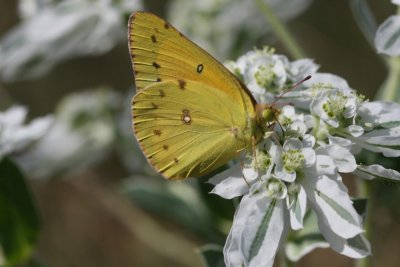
[211, 48, 400, 267]
[0, 0, 143, 81]
[0, 106, 53, 160]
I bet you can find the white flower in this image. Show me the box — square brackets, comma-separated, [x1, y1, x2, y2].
[347, 101, 400, 157]
[211, 136, 369, 266]
[392, 0, 400, 6]
[226, 47, 319, 103]
[310, 89, 361, 129]
[0, 106, 53, 160]
[16, 89, 120, 178]
[274, 138, 316, 182]
[207, 50, 400, 266]
[1, 0, 143, 81]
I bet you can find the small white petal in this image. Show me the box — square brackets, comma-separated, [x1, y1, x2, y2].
[346, 125, 364, 137]
[283, 138, 303, 151]
[303, 174, 363, 239]
[302, 134, 315, 148]
[302, 148, 316, 167]
[209, 164, 255, 199]
[324, 145, 357, 173]
[314, 153, 337, 176]
[275, 166, 297, 182]
[375, 15, 400, 56]
[282, 105, 296, 117]
[328, 135, 353, 149]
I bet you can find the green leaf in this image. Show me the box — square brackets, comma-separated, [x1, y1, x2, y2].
[121, 180, 224, 243]
[286, 211, 329, 261]
[0, 157, 40, 266]
[352, 198, 368, 221]
[197, 244, 225, 267]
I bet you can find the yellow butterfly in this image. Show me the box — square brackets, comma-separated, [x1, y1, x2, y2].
[128, 12, 277, 180]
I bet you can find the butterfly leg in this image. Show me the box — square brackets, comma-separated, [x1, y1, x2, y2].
[239, 160, 250, 188]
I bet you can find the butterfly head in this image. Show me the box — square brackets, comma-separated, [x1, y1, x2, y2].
[252, 103, 281, 142]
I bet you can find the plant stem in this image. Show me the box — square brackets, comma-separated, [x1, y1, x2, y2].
[376, 56, 400, 102]
[356, 181, 372, 267]
[284, 257, 295, 267]
[254, 0, 306, 60]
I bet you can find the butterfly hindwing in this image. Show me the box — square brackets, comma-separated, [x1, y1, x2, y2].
[132, 80, 252, 179]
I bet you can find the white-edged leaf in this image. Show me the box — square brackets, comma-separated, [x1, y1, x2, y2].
[358, 101, 400, 128]
[354, 126, 400, 157]
[318, 216, 371, 258]
[288, 185, 307, 230]
[303, 174, 363, 239]
[355, 164, 400, 181]
[375, 15, 400, 56]
[224, 193, 285, 267]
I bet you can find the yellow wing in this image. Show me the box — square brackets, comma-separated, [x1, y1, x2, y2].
[132, 80, 254, 180]
[128, 11, 256, 110]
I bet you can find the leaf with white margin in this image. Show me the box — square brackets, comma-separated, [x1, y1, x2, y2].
[224, 192, 285, 267]
[353, 126, 400, 157]
[317, 214, 371, 258]
[375, 15, 400, 56]
[209, 163, 257, 199]
[322, 145, 357, 173]
[358, 101, 400, 128]
[286, 211, 329, 261]
[355, 164, 400, 181]
[302, 173, 363, 239]
[288, 185, 307, 230]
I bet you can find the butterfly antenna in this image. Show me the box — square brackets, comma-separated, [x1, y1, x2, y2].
[272, 75, 311, 105]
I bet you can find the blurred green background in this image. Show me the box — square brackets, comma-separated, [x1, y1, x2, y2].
[0, 0, 399, 267]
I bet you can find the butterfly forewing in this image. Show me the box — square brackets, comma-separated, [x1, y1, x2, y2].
[128, 12, 255, 109]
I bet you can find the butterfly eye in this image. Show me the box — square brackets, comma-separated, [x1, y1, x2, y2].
[262, 109, 274, 122]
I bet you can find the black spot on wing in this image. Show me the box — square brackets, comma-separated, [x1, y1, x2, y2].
[153, 62, 161, 69]
[197, 64, 204, 73]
